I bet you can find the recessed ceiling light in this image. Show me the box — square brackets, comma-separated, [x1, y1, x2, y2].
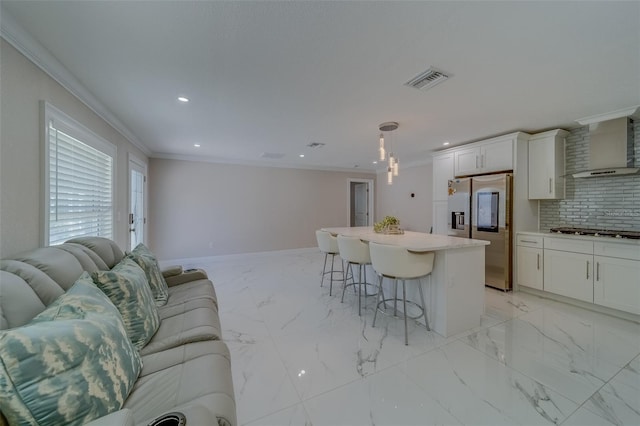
[373, 161, 378, 164]
[299, 154, 305, 158]
[194, 144, 200, 148]
[178, 96, 189, 103]
[443, 141, 450, 146]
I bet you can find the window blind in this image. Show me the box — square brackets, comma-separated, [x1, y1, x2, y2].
[48, 120, 114, 245]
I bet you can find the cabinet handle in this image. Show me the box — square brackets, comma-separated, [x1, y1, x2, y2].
[549, 178, 552, 193]
[586, 261, 590, 279]
[521, 239, 538, 244]
[596, 262, 600, 281]
[537, 253, 540, 270]
[475, 155, 479, 168]
[481, 154, 485, 168]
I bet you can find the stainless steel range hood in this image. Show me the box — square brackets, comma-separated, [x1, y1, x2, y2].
[573, 116, 638, 178]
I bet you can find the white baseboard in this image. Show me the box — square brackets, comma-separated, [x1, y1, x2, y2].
[158, 246, 319, 269]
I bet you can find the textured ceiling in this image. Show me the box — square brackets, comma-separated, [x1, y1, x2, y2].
[2, 1, 639, 171]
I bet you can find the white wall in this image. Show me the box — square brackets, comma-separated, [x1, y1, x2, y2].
[375, 163, 433, 233]
[148, 158, 375, 260]
[0, 40, 148, 257]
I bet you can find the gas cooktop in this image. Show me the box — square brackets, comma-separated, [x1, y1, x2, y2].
[550, 227, 640, 240]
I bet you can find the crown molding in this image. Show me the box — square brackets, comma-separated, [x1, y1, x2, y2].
[576, 105, 640, 125]
[0, 9, 151, 156]
[152, 152, 378, 174]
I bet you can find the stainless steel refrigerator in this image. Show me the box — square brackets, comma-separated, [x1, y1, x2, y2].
[447, 173, 513, 291]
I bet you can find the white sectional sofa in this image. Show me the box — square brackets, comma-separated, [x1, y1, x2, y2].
[0, 237, 236, 426]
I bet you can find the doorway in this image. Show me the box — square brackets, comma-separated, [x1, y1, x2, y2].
[128, 155, 147, 251]
[347, 178, 374, 226]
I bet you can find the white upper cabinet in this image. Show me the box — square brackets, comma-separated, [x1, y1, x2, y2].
[431, 153, 454, 235]
[528, 129, 569, 199]
[453, 137, 514, 177]
[432, 153, 454, 202]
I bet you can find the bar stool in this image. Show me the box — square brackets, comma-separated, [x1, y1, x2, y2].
[337, 235, 375, 316]
[315, 230, 345, 296]
[369, 242, 435, 345]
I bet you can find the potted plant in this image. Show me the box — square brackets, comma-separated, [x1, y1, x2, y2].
[373, 216, 401, 234]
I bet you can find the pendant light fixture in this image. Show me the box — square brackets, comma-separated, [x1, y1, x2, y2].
[378, 121, 399, 185]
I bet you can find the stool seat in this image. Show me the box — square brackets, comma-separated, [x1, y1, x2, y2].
[337, 235, 375, 316]
[369, 242, 434, 345]
[315, 230, 346, 296]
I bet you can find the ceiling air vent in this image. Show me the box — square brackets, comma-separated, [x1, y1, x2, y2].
[405, 67, 450, 91]
[307, 142, 325, 148]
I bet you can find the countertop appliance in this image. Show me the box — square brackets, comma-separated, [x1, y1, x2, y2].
[448, 173, 513, 290]
[549, 227, 640, 240]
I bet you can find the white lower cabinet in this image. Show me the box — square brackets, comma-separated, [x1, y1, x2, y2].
[593, 248, 640, 315]
[518, 234, 640, 315]
[516, 235, 543, 290]
[544, 249, 593, 303]
[517, 246, 543, 290]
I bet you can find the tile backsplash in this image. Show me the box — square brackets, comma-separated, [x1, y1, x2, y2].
[539, 121, 640, 231]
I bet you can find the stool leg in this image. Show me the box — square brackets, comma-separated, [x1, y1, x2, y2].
[372, 274, 384, 327]
[320, 253, 328, 287]
[393, 279, 398, 317]
[341, 262, 349, 302]
[418, 276, 430, 331]
[363, 266, 368, 297]
[402, 280, 408, 346]
[329, 253, 335, 296]
[357, 264, 362, 316]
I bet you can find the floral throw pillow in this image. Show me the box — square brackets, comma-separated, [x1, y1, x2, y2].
[92, 257, 160, 350]
[0, 274, 142, 426]
[127, 243, 169, 306]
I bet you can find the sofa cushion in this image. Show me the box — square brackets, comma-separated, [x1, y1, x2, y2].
[12, 247, 84, 291]
[0, 260, 66, 330]
[126, 244, 169, 306]
[166, 279, 218, 311]
[157, 297, 217, 320]
[0, 275, 142, 426]
[124, 341, 236, 426]
[0, 270, 47, 330]
[66, 237, 125, 269]
[56, 243, 109, 272]
[32, 272, 122, 324]
[139, 306, 222, 356]
[92, 258, 160, 350]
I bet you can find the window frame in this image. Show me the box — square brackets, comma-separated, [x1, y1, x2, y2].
[41, 101, 117, 246]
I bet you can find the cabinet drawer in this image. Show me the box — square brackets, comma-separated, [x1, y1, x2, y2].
[517, 234, 543, 248]
[544, 237, 593, 254]
[594, 242, 640, 261]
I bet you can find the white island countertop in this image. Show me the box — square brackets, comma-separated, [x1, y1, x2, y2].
[322, 227, 489, 337]
[322, 227, 490, 251]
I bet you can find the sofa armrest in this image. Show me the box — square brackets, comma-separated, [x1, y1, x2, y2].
[84, 409, 135, 426]
[164, 268, 209, 287]
[162, 265, 183, 278]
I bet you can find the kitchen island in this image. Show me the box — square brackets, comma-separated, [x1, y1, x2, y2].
[323, 227, 490, 337]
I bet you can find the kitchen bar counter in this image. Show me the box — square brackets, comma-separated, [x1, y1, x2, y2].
[321, 227, 490, 251]
[322, 227, 490, 337]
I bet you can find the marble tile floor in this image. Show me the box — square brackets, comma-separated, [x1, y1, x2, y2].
[192, 249, 640, 426]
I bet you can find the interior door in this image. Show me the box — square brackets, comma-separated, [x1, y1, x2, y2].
[129, 158, 146, 251]
[353, 183, 368, 226]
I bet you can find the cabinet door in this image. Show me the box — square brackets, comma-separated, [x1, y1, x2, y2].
[432, 200, 449, 235]
[433, 154, 454, 201]
[482, 139, 513, 173]
[544, 249, 593, 302]
[528, 137, 553, 199]
[594, 256, 640, 314]
[517, 246, 543, 290]
[454, 147, 480, 176]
